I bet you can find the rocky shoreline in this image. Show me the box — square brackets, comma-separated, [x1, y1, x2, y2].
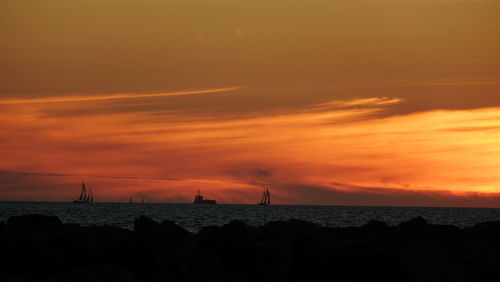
[2, 214, 500, 282]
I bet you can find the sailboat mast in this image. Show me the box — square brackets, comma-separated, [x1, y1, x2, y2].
[266, 189, 270, 205]
[79, 182, 85, 200]
[85, 183, 91, 201]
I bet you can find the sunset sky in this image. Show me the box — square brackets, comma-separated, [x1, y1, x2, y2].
[1, 0, 500, 206]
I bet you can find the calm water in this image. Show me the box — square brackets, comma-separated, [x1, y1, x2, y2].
[1, 202, 500, 233]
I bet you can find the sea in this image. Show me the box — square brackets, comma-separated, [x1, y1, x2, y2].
[1, 202, 500, 233]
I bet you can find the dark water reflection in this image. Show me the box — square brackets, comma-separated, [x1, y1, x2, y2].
[1, 202, 500, 233]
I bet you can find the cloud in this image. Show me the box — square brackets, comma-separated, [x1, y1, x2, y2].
[315, 97, 403, 109]
[234, 27, 245, 39]
[196, 34, 206, 43]
[2, 92, 500, 205]
[336, 77, 500, 89]
[0, 170, 73, 178]
[0, 86, 245, 105]
[275, 182, 500, 208]
[440, 125, 500, 132]
[421, 0, 498, 2]
[0, 169, 250, 185]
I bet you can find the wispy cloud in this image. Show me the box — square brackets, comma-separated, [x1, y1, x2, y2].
[0, 86, 245, 105]
[234, 27, 245, 39]
[316, 97, 404, 109]
[336, 78, 500, 89]
[196, 34, 207, 43]
[413, 0, 499, 3]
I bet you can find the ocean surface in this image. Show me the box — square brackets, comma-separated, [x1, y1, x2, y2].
[1, 202, 500, 233]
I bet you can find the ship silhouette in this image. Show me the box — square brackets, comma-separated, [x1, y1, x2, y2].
[193, 190, 216, 204]
[73, 181, 93, 203]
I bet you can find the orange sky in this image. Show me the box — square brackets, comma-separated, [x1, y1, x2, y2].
[1, 0, 500, 206]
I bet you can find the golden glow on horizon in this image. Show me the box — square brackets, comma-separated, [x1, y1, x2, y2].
[1, 93, 500, 205]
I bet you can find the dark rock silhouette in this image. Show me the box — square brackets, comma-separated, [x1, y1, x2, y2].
[7, 214, 62, 230]
[1, 214, 500, 281]
[398, 215, 427, 230]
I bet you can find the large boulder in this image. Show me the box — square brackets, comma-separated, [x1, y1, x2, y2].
[474, 220, 500, 234]
[133, 216, 193, 279]
[363, 219, 390, 230]
[197, 220, 256, 240]
[399, 216, 427, 231]
[7, 214, 62, 231]
[423, 224, 461, 242]
[193, 221, 259, 279]
[160, 219, 192, 241]
[463, 220, 500, 240]
[261, 219, 323, 238]
[134, 215, 192, 242]
[133, 215, 159, 233]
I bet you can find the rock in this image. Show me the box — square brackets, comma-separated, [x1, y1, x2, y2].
[160, 219, 193, 241]
[198, 220, 250, 238]
[253, 238, 292, 281]
[357, 220, 394, 243]
[3, 214, 500, 282]
[365, 219, 390, 228]
[362, 220, 390, 232]
[134, 216, 193, 280]
[133, 215, 159, 233]
[221, 219, 248, 231]
[464, 220, 500, 240]
[395, 216, 428, 241]
[194, 220, 259, 280]
[474, 220, 500, 233]
[398, 240, 466, 282]
[7, 214, 62, 231]
[423, 224, 461, 242]
[134, 216, 192, 244]
[262, 219, 323, 238]
[398, 216, 427, 232]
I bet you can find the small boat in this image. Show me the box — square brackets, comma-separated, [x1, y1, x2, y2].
[258, 188, 270, 206]
[74, 181, 93, 203]
[193, 190, 216, 204]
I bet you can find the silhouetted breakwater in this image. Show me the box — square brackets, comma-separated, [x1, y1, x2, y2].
[2, 214, 500, 282]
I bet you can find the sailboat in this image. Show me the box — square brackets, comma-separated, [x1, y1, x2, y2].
[74, 181, 93, 203]
[258, 188, 270, 206]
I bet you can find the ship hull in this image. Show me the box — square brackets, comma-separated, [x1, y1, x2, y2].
[73, 200, 91, 203]
[193, 200, 216, 204]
